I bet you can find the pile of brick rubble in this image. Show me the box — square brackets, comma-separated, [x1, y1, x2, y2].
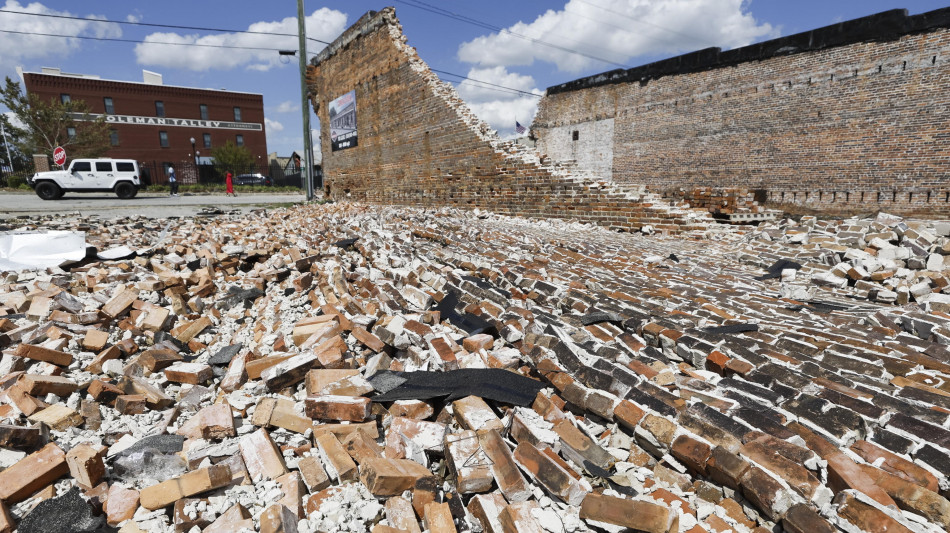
[0, 203, 948, 533]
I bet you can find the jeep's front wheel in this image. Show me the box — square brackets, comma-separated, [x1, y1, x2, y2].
[35, 181, 61, 201]
[115, 182, 136, 199]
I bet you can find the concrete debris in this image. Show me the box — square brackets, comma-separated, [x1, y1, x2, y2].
[0, 204, 948, 533]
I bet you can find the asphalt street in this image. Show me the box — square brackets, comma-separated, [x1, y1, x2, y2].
[0, 191, 307, 220]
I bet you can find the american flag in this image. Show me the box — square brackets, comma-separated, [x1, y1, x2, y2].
[515, 121, 526, 134]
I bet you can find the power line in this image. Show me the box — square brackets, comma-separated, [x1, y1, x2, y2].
[430, 68, 541, 98]
[0, 28, 301, 53]
[392, 0, 630, 69]
[0, 8, 331, 46]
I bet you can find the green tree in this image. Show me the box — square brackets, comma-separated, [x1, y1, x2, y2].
[210, 140, 254, 175]
[0, 76, 110, 163]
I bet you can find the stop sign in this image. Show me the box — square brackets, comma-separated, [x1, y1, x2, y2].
[52, 146, 66, 166]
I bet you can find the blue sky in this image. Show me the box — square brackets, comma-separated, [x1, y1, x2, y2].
[0, 1, 946, 160]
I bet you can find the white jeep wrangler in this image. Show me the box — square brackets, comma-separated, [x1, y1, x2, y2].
[29, 158, 141, 200]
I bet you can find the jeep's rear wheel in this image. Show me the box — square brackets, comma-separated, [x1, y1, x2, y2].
[115, 182, 136, 199]
[35, 181, 60, 201]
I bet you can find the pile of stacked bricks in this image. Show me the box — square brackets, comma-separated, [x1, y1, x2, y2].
[0, 202, 948, 533]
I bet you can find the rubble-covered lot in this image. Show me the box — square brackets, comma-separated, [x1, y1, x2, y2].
[1, 203, 949, 533]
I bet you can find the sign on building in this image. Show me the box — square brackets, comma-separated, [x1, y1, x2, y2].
[329, 90, 357, 151]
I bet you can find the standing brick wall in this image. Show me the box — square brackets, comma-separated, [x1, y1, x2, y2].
[307, 9, 713, 234]
[533, 8, 950, 217]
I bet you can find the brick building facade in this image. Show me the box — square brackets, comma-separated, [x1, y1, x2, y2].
[22, 68, 267, 181]
[533, 8, 950, 217]
[308, 9, 711, 234]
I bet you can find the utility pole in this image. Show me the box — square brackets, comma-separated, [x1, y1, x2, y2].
[0, 121, 13, 172]
[297, 0, 314, 201]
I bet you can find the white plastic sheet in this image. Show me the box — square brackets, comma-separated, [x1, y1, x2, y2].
[0, 231, 87, 271]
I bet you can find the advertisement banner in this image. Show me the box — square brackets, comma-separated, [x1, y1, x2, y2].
[329, 90, 357, 151]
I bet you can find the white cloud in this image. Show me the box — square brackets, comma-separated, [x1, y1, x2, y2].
[458, 0, 777, 73]
[0, 1, 122, 64]
[455, 67, 542, 136]
[264, 117, 283, 132]
[275, 101, 299, 113]
[134, 8, 347, 72]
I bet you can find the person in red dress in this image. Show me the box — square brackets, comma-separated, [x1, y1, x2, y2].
[225, 171, 235, 197]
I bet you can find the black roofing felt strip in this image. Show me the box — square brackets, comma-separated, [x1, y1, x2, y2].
[435, 289, 496, 336]
[702, 323, 759, 334]
[370, 368, 545, 406]
[754, 258, 803, 280]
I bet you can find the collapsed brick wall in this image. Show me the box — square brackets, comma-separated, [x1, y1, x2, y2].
[533, 8, 950, 217]
[306, 9, 713, 234]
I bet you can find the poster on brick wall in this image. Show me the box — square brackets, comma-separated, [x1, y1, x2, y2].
[329, 90, 358, 151]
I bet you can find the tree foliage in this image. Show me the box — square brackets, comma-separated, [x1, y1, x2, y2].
[0, 76, 111, 164]
[210, 140, 254, 175]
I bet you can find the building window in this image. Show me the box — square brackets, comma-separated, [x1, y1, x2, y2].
[109, 129, 119, 146]
[235, 134, 244, 147]
[203, 133, 211, 148]
[60, 94, 70, 104]
[155, 101, 165, 118]
[104, 97, 114, 115]
[233, 107, 242, 122]
[572, 130, 579, 141]
[66, 127, 76, 139]
[200, 104, 208, 120]
[159, 131, 169, 148]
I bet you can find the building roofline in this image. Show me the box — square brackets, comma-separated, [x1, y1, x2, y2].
[21, 69, 263, 97]
[545, 7, 950, 96]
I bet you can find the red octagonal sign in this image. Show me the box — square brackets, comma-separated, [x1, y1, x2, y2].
[53, 146, 66, 166]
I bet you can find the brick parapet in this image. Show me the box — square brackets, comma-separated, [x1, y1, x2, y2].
[533, 8, 950, 217]
[308, 7, 713, 233]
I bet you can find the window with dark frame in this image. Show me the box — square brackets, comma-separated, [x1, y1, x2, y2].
[95, 161, 113, 172]
[203, 133, 211, 148]
[233, 107, 242, 122]
[155, 101, 165, 117]
[200, 104, 208, 120]
[60, 94, 70, 104]
[109, 129, 119, 146]
[572, 130, 579, 141]
[66, 127, 76, 139]
[235, 134, 244, 147]
[104, 97, 114, 115]
[159, 131, 169, 147]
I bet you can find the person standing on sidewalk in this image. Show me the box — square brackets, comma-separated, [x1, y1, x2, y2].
[168, 166, 178, 196]
[225, 171, 235, 197]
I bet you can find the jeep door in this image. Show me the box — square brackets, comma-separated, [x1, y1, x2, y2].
[70, 161, 95, 187]
[94, 161, 115, 188]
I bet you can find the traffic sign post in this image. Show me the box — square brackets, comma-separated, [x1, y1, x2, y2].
[53, 146, 66, 167]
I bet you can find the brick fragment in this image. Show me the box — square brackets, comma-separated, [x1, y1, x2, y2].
[385, 495, 422, 533]
[163, 361, 213, 384]
[102, 287, 139, 318]
[706, 445, 750, 490]
[81, 329, 110, 352]
[17, 374, 77, 397]
[389, 399, 435, 419]
[342, 430, 384, 464]
[499, 501, 545, 533]
[104, 485, 139, 526]
[315, 432, 358, 482]
[199, 402, 236, 439]
[239, 428, 288, 481]
[88, 379, 123, 404]
[512, 440, 591, 506]
[115, 394, 147, 415]
[28, 403, 83, 430]
[477, 428, 531, 502]
[453, 395, 503, 431]
[297, 456, 331, 493]
[260, 504, 299, 533]
[579, 493, 678, 533]
[671, 434, 711, 476]
[834, 490, 914, 533]
[139, 464, 232, 510]
[305, 394, 371, 421]
[468, 492, 507, 533]
[252, 397, 312, 434]
[0, 442, 68, 503]
[553, 419, 614, 469]
[204, 503, 254, 533]
[462, 333, 494, 352]
[423, 501, 457, 533]
[14, 343, 72, 366]
[66, 443, 106, 488]
[360, 456, 437, 496]
[446, 430, 493, 493]
[262, 351, 319, 391]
